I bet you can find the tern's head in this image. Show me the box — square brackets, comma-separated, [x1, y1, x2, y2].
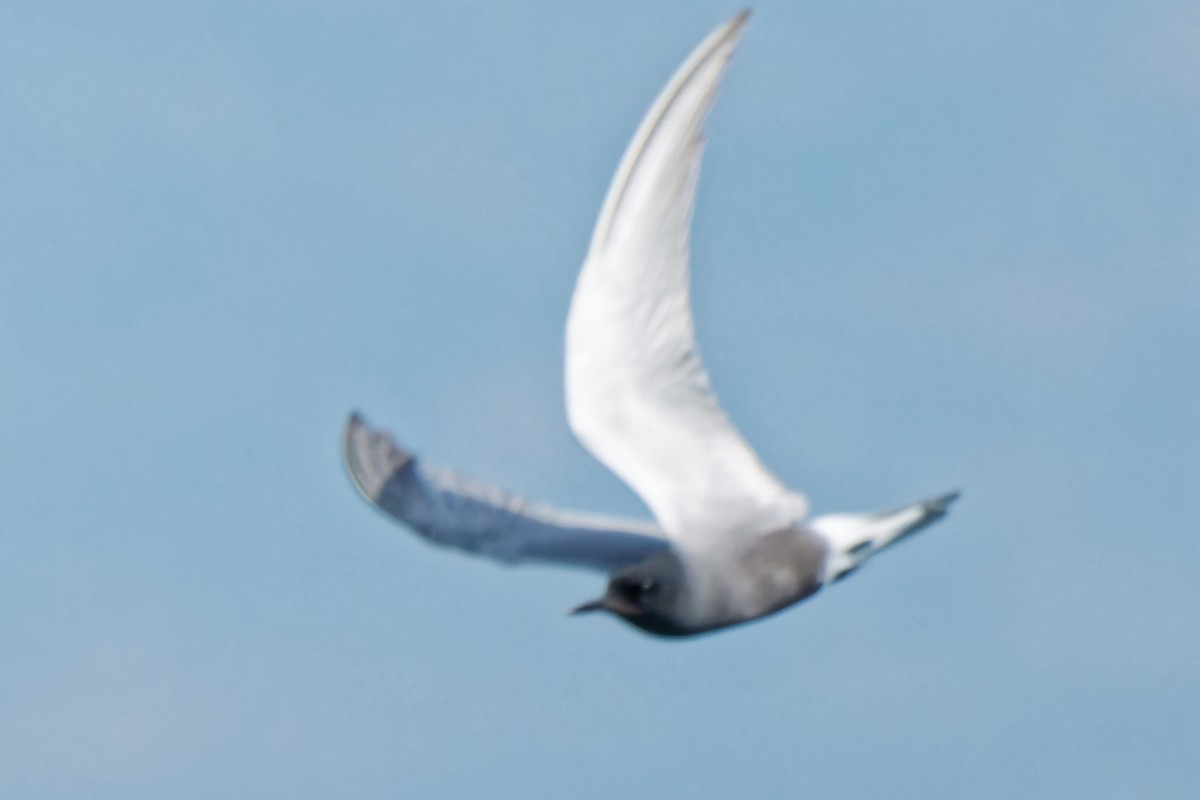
[570, 551, 691, 637]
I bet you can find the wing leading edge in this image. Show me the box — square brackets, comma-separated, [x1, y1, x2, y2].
[344, 414, 669, 572]
[565, 11, 808, 540]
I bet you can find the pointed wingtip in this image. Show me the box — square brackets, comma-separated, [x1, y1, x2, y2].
[343, 410, 364, 457]
[722, 8, 753, 44]
[343, 411, 414, 502]
[343, 410, 377, 499]
[343, 411, 370, 468]
[584, 7, 754, 258]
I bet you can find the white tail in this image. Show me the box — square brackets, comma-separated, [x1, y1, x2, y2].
[810, 492, 960, 582]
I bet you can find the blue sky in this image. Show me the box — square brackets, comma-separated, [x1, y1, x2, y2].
[1, 1, 1197, 797]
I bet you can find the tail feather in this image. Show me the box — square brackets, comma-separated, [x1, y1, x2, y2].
[810, 491, 960, 582]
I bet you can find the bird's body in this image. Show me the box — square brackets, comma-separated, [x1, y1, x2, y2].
[344, 10, 959, 638]
[617, 529, 829, 637]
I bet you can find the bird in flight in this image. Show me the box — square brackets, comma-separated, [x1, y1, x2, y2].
[344, 10, 959, 638]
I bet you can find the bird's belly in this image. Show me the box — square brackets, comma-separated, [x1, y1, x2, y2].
[695, 528, 829, 624]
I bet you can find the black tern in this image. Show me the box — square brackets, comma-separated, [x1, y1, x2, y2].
[344, 10, 959, 637]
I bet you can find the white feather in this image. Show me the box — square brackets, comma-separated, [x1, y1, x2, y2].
[565, 10, 808, 542]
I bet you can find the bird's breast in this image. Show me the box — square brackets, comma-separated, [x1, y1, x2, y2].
[681, 527, 830, 626]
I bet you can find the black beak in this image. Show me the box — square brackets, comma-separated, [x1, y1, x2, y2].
[569, 598, 607, 615]
[569, 595, 644, 617]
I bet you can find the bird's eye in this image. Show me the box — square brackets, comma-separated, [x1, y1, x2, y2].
[640, 578, 657, 594]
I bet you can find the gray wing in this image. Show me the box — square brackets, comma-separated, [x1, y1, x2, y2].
[343, 413, 669, 572]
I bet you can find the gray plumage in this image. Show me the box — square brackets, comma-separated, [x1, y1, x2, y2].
[343, 11, 960, 638]
[345, 414, 669, 573]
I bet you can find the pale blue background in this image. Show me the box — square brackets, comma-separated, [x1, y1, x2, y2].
[2, 1, 1197, 797]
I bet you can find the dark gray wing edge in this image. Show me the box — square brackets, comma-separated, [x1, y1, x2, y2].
[343, 412, 669, 573]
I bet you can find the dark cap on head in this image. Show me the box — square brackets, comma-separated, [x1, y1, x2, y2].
[568, 552, 691, 636]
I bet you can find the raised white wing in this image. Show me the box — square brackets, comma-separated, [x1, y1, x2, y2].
[565, 11, 807, 540]
[344, 414, 669, 572]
